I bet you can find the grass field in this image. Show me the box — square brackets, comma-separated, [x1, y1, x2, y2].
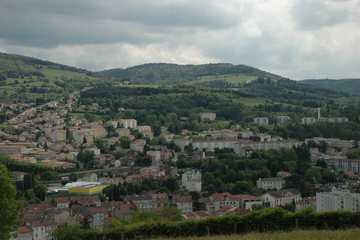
[157, 228, 360, 240]
[194, 74, 257, 84]
[120, 84, 160, 88]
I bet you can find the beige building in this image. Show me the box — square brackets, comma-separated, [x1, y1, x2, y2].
[0, 145, 26, 155]
[301, 117, 316, 125]
[277, 116, 290, 125]
[52, 130, 66, 141]
[261, 189, 302, 208]
[257, 178, 285, 190]
[116, 128, 130, 137]
[118, 119, 137, 128]
[83, 173, 98, 182]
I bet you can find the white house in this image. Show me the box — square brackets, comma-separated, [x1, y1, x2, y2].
[181, 169, 201, 190]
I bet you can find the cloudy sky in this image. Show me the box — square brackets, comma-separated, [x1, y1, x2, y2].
[0, 0, 359, 79]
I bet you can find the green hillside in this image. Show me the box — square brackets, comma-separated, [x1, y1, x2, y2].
[0, 53, 118, 102]
[301, 79, 360, 95]
[100, 63, 284, 85]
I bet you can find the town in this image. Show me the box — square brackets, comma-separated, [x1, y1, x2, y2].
[2, 90, 360, 240]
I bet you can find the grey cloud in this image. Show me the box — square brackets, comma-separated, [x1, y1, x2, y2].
[0, 1, 239, 48]
[291, 0, 349, 30]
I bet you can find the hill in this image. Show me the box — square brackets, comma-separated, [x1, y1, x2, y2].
[0, 52, 118, 102]
[301, 79, 360, 96]
[100, 63, 284, 85]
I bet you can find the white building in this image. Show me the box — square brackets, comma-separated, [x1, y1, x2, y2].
[277, 116, 290, 125]
[174, 138, 191, 151]
[198, 112, 216, 121]
[181, 169, 201, 190]
[316, 188, 360, 212]
[118, 119, 137, 128]
[301, 117, 316, 125]
[335, 159, 360, 174]
[185, 178, 201, 192]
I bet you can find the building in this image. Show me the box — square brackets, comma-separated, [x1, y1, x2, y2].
[261, 189, 302, 208]
[116, 128, 131, 137]
[234, 194, 264, 210]
[277, 116, 290, 125]
[335, 159, 360, 174]
[316, 188, 360, 212]
[198, 112, 216, 121]
[118, 119, 137, 128]
[206, 192, 241, 215]
[27, 220, 57, 240]
[52, 130, 66, 141]
[82, 173, 98, 182]
[301, 117, 315, 125]
[0, 145, 27, 155]
[256, 178, 285, 190]
[192, 140, 236, 152]
[182, 169, 201, 190]
[174, 138, 191, 151]
[185, 179, 201, 192]
[239, 147, 253, 158]
[317, 117, 348, 123]
[68, 184, 108, 196]
[254, 117, 269, 124]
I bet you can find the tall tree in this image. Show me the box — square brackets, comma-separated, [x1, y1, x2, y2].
[0, 163, 23, 240]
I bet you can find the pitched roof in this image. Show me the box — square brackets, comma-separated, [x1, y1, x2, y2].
[234, 194, 262, 200]
[193, 210, 209, 217]
[210, 192, 238, 201]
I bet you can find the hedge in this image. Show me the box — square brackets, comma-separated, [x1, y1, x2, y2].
[57, 207, 360, 240]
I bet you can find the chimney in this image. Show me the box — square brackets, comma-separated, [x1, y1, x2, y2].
[318, 108, 320, 119]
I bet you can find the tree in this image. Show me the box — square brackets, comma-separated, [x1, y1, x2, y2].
[161, 177, 180, 192]
[40, 171, 53, 181]
[189, 191, 202, 201]
[69, 172, 78, 182]
[251, 203, 264, 211]
[304, 168, 322, 183]
[80, 215, 91, 229]
[203, 172, 215, 184]
[0, 163, 23, 240]
[107, 170, 114, 178]
[33, 184, 48, 201]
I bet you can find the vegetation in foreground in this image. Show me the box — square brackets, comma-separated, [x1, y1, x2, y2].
[157, 228, 360, 240]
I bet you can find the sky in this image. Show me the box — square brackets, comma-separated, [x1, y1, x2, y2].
[0, 0, 359, 80]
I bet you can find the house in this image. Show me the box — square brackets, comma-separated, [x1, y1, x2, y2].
[206, 192, 240, 215]
[276, 171, 291, 178]
[254, 117, 269, 124]
[240, 147, 253, 158]
[215, 205, 238, 216]
[124, 195, 160, 211]
[70, 206, 104, 230]
[256, 178, 285, 190]
[185, 179, 201, 192]
[26, 220, 57, 240]
[181, 169, 201, 190]
[10, 171, 25, 180]
[52, 197, 71, 209]
[261, 189, 302, 208]
[82, 173, 98, 182]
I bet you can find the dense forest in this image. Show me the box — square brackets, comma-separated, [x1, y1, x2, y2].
[100, 63, 284, 84]
[302, 78, 360, 96]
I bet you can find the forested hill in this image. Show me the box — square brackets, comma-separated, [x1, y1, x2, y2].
[100, 63, 284, 84]
[302, 79, 360, 96]
[0, 52, 101, 80]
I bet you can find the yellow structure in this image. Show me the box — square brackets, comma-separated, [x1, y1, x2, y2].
[68, 184, 108, 195]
